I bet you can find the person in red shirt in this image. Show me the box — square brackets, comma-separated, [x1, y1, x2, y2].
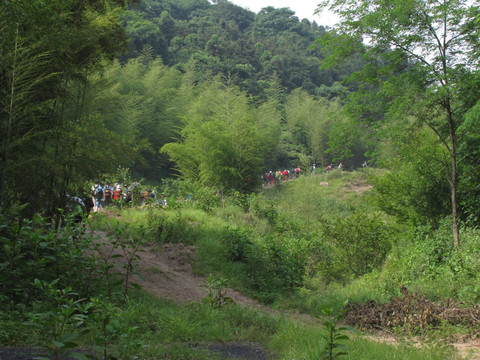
[113, 184, 122, 201]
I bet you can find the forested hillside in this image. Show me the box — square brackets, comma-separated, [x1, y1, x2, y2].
[1, 0, 368, 215]
[2, 0, 480, 358]
[3, 0, 480, 227]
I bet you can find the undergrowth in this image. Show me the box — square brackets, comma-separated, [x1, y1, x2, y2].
[2, 169, 478, 359]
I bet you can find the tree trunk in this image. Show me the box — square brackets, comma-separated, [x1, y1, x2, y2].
[449, 113, 460, 247]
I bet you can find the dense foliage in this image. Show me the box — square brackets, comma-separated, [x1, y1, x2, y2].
[317, 0, 480, 245]
[0, 0, 141, 218]
[2, 0, 480, 357]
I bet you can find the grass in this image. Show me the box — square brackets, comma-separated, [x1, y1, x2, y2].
[264, 170, 375, 234]
[76, 170, 478, 359]
[75, 291, 462, 359]
[269, 312, 458, 360]
[0, 289, 463, 359]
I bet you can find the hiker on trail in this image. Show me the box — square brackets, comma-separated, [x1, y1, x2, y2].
[91, 182, 99, 211]
[362, 160, 368, 169]
[113, 184, 122, 201]
[70, 196, 86, 224]
[94, 184, 104, 212]
[326, 164, 333, 173]
[276, 170, 282, 184]
[295, 167, 300, 176]
[104, 184, 112, 207]
[131, 180, 142, 205]
[123, 184, 131, 203]
[338, 162, 344, 170]
[312, 163, 316, 175]
[143, 189, 156, 204]
[82, 194, 94, 214]
[160, 193, 167, 208]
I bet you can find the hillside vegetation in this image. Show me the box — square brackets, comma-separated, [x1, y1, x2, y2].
[2, 171, 480, 359]
[2, 0, 480, 358]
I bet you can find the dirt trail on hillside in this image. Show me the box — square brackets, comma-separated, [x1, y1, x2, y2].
[93, 230, 480, 359]
[131, 242, 262, 308]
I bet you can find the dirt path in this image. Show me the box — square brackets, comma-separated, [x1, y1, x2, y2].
[132, 242, 262, 308]
[92, 229, 264, 307]
[93, 231, 480, 359]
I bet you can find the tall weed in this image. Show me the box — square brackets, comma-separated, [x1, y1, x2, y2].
[147, 209, 197, 244]
[0, 213, 97, 303]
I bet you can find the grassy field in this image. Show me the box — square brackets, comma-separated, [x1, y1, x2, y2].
[78, 170, 479, 358]
[4, 169, 476, 359]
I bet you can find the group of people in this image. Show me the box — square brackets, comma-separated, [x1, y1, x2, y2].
[91, 181, 161, 211]
[264, 160, 369, 185]
[324, 162, 344, 173]
[263, 168, 301, 185]
[321, 160, 368, 173]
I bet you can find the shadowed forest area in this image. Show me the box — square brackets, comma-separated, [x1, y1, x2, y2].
[2, 0, 480, 359]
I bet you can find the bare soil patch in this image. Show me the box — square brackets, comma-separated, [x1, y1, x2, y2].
[92, 230, 480, 359]
[131, 242, 262, 308]
[347, 179, 373, 194]
[92, 229, 262, 307]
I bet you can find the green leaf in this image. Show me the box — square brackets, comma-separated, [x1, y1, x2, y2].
[134, 272, 146, 281]
[131, 283, 142, 290]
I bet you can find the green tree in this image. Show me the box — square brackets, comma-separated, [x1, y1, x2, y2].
[254, 94, 282, 171]
[122, 10, 169, 61]
[285, 90, 345, 167]
[0, 0, 137, 214]
[161, 77, 263, 193]
[317, 0, 480, 246]
[372, 128, 451, 226]
[85, 57, 184, 180]
[457, 102, 480, 222]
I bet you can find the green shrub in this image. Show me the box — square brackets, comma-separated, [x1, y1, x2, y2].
[0, 213, 97, 303]
[225, 191, 250, 212]
[318, 212, 393, 283]
[0, 308, 31, 345]
[248, 193, 278, 226]
[192, 186, 221, 213]
[222, 226, 253, 262]
[319, 301, 355, 360]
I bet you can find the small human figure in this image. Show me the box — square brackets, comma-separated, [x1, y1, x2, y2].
[94, 184, 104, 211]
[338, 162, 344, 170]
[123, 184, 131, 203]
[104, 184, 112, 207]
[160, 193, 167, 208]
[269, 171, 275, 185]
[312, 163, 316, 175]
[113, 184, 122, 208]
[276, 170, 282, 184]
[362, 160, 368, 169]
[91, 182, 99, 212]
[69, 195, 86, 224]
